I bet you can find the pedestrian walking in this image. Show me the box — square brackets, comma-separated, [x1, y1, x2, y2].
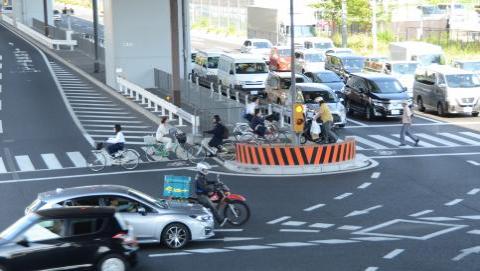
[399, 101, 420, 147]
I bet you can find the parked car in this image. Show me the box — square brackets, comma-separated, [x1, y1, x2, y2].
[53, 9, 62, 21]
[364, 55, 388, 70]
[240, 38, 273, 62]
[269, 45, 292, 71]
[325, 53, 366, 82]
[1, 5, 12, 14]
[26, 185, 215, 249]
[413, 65, 480, 117]
[301, 37, 335, 50]
[294, 49, 326, 74]
[325, 48, 354, 55]
[304, 70, 345, 98]
[365, 60, 419, 98]
[344, 73, 410, 120]
[0, 207, 138, 271]
[192, 50, 222, 86]
[296, 83, 347, 127]
[217, 53, 269, 96]
[452, 60, 480, 74]
[265, 71, 311, 105]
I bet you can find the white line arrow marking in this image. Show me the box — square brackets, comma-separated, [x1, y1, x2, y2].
[345, 205, 383, 217]
[452, 246, 480, 261]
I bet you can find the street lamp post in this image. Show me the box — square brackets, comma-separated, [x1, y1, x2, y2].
[371, 0, 378, 53]
[289, 0, 298, 145]
[42, 0, 49, 37]
[341, 0, 347, 47]
[92, 0, 100, 73]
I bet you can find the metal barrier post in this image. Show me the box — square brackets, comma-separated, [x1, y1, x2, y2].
[245, 94, 249, 106]
[217, 85, 222, 97]
[226, 88, 231, 99]
[268, 104, 272, 115]
[235, 91, 240, 102]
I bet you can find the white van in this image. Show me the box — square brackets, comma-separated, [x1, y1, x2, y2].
[301, 37, 335, 51]
[390, 42, 445, 67]
[217, 54, 269, 96]
[413, 65, 480, 117]
[192, 50, 222, 85]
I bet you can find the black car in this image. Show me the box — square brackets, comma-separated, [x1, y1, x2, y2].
[0, 207, 137, 271]
[344, 73, 410, 120]
[325, 53, 366, 82]
[304, 70, 346, 98]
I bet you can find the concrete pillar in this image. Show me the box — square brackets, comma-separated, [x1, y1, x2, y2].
[104, 0, 188, 89]
[12, 0, 53, 26]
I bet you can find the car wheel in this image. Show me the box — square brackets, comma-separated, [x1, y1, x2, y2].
[365, 106, 374, 120]
[437, 103, 446, 117]
[338, 123, 346, 128]
[97, 254, 127, 271]
[417, 96, 425, 112]
[345, 100, 354, 116]
[472, 112, 479, 117]
[162, 223, 190, 249]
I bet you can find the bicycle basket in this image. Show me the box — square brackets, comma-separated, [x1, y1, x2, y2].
[176, 132, 187, 144]
[163, 175, 191, 198]
[143, 135, 156, 145]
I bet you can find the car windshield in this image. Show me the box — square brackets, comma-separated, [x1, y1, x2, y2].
[302, 91, 337, 103]
[461, 62, 480, 72]
[277, 49, 291, 57]
[128, 189, 167, 209]
[445, 74, 480, 88]
[314, 42, 333, 49]
[343, 58, 365, 71]
[317, 72, 342, 83]
[305, 54, 325, 63]
[253, 42, 271, 49]
[280, 77, 308, 89]
[0, 215, 38, 241]
[416, 54, 444, 66]
[235, 63, 268, 74]
[293, 25, 315, 37]
[392, 63, 418, 75]
[207, 57, 219, 69]
[371, 79, 405, 93]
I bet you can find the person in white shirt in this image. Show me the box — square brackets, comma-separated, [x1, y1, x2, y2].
[399, 101, 420, 147]
[245, 97, 259, 122]
[156, 116, 173, 151]
[106, 124, 126, 156]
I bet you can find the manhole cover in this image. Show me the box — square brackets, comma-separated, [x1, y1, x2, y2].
[352, 219, 467, 240]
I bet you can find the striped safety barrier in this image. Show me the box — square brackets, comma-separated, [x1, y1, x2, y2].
[235, 139, 356, 166]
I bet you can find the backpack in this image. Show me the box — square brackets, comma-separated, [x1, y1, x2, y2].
[222, 125, 230, 139]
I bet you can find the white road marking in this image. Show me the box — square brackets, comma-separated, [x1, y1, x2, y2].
[467, 160, 480, 166]
[352, 237, 398, 241]
[213, 229, 243, 232]
[345, 205, 382, 217]
[439, 132, 478, 145]
[66, 152, 86, 167]
[365, 267, 378, 271]
[83, 124, 151, 129]
[201, 237, 261, 242]
[0, 157, 7, 173]
[148, 252, 191, 257]
[457, 215, 480, 220]
[0, 85, 2, 93]
[370, 152, 480, 159]
[452, 246, 480, 261]
[445, 199, 463, 206]
[467, 230, 480, 235]
[460, 131, 480, 140]
[409, 210, 434, 217]
[416, 133, 459, 147]
[353, 136, 388, 149]
[310, 239, 358, 244]
[309, 223, 335, 229]
[72, 106, 122, 111]
[282, 221, 307, 226]
[185, 248, 231, 254]
[369, 134, 408, 147]
[358, 182, 371, 189]
[334, 193, 353, 200]
[267, 216, 291, 224]
[41, 153, 62, 169]
[419, 217, 461, 222]
[81, 120, 143, 124]
[268, 242, 317, 247]
[391, 134, 437, 147]
[14, 155, 35, 171]
[467, 188, 480, 195]
[74, 111, 129, 115]
[226, 245, 274, 250]
[77, 115, 136, 119]
[371, 172, 381, 179]
[0, 120, 3, 134]
[303, 203, 325, 211]
[338, 225, 362, 231]
[347, 118, 368, 126]
[68, 100, 114, 104]
[279, 229, 320, 233]
[384, 248, 405, 259]
[70, 103, 117, 107]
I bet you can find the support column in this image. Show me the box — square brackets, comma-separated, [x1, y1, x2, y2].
[12, 0, 53, 26]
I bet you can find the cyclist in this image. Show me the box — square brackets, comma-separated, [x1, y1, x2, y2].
[250, 109, 266, 138]
[195, 162, 228, 227]
[204, 115, 226, 156]
[106, 124, 125, 156]
[245, 97, 259, 122]
[155, 116, 173, 151]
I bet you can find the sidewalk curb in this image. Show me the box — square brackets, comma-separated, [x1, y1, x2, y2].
[0, 20, 162, 126]
[221, 154, 377, 176]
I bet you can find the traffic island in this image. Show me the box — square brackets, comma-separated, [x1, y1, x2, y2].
[223, 138, 377, 176]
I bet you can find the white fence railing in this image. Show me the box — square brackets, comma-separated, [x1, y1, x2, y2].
[117, 76, 200, 135]
[1, 14, 77, 50]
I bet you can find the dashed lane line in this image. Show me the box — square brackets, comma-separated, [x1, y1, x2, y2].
[267, 216, 291, 225]
[303, 203, 325, 212]
[334, 193, 353, 200]
[352, 237, 399, 242]
[419, 217, 462, 222]
[371, 172, 381, 179]
[467, 160, 480, 166]
[467, 188, 480, 195]
[213, 229, 244, 232]
[279, 229, 320, 233]
[282, 221, 307, 226]
[457, 215, 480, 220]
[409, 210, 434, 217]
[467, 230, 480, 235]
[268, 242, 317, 247]
[365, 267, 379, 271]
[338, 225, 362, 231]
[445, 199, 464, 206]
[148, 252, 191, 257]
[185, 248, 232, 254]
[309, 223, 335, 229]
[358, 182, 372, 189]
[310, 239, 359, 244]
[225, 245, 274, 250]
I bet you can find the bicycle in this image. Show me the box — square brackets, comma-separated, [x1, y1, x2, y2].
[234, 121, 289, 144]
[87, 144, 140, 172]
[143, 130, 207, 163]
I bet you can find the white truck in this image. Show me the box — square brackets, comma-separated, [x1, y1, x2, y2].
[247, 5, 317, 46]
[389, 41, 445, 67]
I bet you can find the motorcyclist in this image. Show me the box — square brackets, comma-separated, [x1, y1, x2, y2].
[194, 162, 229, 227]
[313, 97, 338, 143]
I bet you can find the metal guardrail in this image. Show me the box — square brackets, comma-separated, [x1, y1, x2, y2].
[117, 76, 200, 135]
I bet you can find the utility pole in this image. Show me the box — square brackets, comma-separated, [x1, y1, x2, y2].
[170, 0, 181, 107]
[42, 0, 49, 37]
[371, 0, 378, 53]
[341, 0, 347, 47]
[92, 0, 100, 73]
[289, 0, 298, 145]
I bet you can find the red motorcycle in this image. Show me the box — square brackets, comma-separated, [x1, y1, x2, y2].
[191, 175, 250, 226]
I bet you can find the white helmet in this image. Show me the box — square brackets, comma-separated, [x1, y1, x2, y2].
[196, 162, 211, 174]
[315, 97, 324, 103]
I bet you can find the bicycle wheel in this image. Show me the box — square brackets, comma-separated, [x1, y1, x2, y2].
[120, 149, 140, 170]
[87, 151, 106, 172]
[276, 132, 290, 144]
[174, 145, 189, 160]
[144, 145, 157, 162]
[219, 142, 236, 161]
[236, 131, 256, 142]
[187, 144, 207, 163]
[264, 124, 279, 142]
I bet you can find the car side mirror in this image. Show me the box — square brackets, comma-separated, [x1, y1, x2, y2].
[438, 83, 447, 88]
[403, 87, 408, 92]
[138, 207, 147, 216]
[17, 237, 30, 247]
[229, 70, 234, 75]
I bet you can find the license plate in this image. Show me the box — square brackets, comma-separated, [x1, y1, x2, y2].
[250, 91, 258, 95]
[391, 110, 400, 115]
[464, 107, 473, 113]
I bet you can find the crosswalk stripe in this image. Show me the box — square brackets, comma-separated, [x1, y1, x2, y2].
[438, 133, 478, 145]
[67, 152, 87, 167]
[65, 93, 102, 96]
[64, 89, 95, 92]
[74, 111, 129, 115]
[391, 134, 436, 147]
[15, 155, 35, 171]
[68, 100, 114, 104]
[90, 134, 147, 139]
[0, 157, 7, 173]
[369, 135, 409, 147]
[460, 132, 480, 140]
[72, 106, 122, 111]
[356, 145, 365, 150]
[84, 124, 151, 128]
[81, 120, 143, 123]
[66, 96, 107, 100]
[70, 103, 117, 107]
[41, 153, 62, 169]
[353, 136, 388, 149]
[77, 115, 137, 119]
[86, 129, 152, 134]
[416, 133, 459, 147]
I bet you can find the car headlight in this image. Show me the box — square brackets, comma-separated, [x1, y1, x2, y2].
[190, 215, 213, 222]
[372, 99, 384, 107]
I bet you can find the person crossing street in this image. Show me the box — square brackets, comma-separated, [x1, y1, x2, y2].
[399, 101, 420, 147]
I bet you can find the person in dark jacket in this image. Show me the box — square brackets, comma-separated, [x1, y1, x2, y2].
[195, 162, 228, 226]
[204, 115, 225, 150]
[250, 109, 266, 138]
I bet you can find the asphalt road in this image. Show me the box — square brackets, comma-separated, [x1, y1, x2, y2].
[2, 20, 480, 271]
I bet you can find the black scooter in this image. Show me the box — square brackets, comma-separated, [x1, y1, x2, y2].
[300, 118, 337, 145]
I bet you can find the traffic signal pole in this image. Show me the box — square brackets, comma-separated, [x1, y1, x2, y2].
[289, 0, 300, 145]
